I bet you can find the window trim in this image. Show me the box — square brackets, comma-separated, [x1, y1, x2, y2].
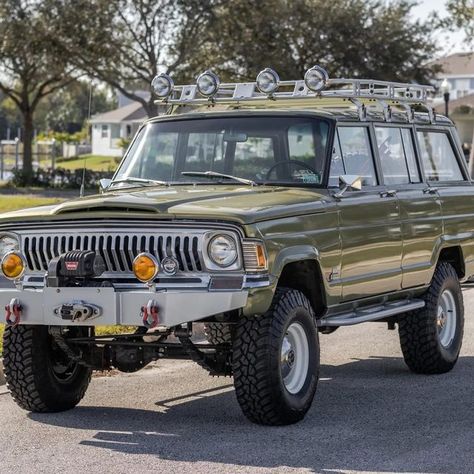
[414, 126, 469, 185]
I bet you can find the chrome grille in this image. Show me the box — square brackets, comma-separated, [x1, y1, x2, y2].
[21, 230, 205, 274]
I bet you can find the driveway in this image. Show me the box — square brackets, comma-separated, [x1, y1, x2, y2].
[0, 288, 473, 473]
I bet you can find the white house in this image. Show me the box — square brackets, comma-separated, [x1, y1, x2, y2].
[430, 52, 474, 154]
[90, 101, 148, 157]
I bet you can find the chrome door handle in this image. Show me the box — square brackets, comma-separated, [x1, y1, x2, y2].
[380, 190, 397, 198]
[423, 187, 438, 194]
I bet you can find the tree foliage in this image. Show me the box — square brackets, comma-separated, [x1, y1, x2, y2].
[445, 0, 474, 41]
[49, 0, 440, 119]
[0, 0, 80, 178]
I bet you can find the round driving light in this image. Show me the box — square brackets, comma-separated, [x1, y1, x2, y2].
[196, 70, 220, 97]
[151, 73, 174, 98]
[256, 68, 280, 95]
[1, 252, 25, 280]
[304, 65, 329, 92]
[133, 253, 159, 282]
[208, 235, 238, 267]
[0, 235, 19, 259]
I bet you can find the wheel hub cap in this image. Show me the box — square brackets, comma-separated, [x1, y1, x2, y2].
[280, 322, 310, 394]
[437, 289, 457, 348]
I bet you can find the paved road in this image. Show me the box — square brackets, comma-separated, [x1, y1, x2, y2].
[0, 289, 473, 473]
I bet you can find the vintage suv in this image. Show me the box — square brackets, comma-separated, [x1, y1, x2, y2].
[0, 67, 471, 425]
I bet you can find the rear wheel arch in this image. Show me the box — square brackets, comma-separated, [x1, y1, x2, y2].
[437, 245, 465, 279]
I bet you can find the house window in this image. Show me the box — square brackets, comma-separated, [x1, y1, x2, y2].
[101, 125, 108, 138]
[126, 125, 132, 137]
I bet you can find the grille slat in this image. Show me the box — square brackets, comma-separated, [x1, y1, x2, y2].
[20, 230, 208, 275]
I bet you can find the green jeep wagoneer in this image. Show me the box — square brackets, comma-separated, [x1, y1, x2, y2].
[0, 66, 471, 425]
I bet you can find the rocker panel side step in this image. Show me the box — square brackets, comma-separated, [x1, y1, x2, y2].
[318, 299, 425, 327]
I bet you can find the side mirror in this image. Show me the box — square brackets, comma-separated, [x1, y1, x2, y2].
[99, 178, 112, 193]
[334, 175, 362, 199]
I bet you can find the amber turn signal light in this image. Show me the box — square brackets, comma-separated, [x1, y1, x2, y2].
[1, 252, 26, 280]
[133, 253, 159, 282]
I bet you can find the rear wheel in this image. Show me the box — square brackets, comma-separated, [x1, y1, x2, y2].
[398, 262, 464, 374]
[232, 288, 319, 425]
[3, 325, 92, 412]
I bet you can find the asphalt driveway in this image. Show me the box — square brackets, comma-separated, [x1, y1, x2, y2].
[0, 288, 473, 473]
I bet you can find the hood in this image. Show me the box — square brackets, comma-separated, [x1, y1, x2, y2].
[0, 185, 330, 225]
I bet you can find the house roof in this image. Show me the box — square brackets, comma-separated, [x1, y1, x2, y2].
[90, 101, 148, 124]
[434, 92, 474, 113]
[429, 52, 474, 76]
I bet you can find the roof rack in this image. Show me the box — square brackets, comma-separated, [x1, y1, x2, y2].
[152, 67, 436, 123]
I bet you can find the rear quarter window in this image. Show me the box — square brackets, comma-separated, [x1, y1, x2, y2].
[417, 131, 464, 182]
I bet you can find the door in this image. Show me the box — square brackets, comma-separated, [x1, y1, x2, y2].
[331, 125, 403, 301]
[374, 125, 442, 289]
[416, 127, 474, 279]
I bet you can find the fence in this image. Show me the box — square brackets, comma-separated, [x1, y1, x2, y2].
[0, 140, 63, 180]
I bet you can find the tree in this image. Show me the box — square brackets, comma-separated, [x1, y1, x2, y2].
[48, 0, 218, 117]
[0, 0, 80, 181]
[195, 0, 440, 83]
[446, 0, 474, 41]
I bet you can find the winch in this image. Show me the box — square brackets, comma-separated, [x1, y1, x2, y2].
[46, 250, 106, 287]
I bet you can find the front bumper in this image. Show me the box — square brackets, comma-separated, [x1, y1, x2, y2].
[0, 287, 248, 327]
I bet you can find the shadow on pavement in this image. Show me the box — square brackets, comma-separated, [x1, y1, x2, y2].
[29, 355, 474, 473]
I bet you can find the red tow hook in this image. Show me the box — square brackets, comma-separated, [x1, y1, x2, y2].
[5, 298, 22, 327]
[141, 299, 159, 329]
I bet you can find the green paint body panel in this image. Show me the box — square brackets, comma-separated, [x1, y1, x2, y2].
[1, 110, 473, 318]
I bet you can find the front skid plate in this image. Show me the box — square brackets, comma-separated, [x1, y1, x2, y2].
[0, 287, 248, 327]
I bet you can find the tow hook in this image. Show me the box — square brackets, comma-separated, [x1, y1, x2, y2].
[5, 298, 22, 326]
[141, 299, 159, 328]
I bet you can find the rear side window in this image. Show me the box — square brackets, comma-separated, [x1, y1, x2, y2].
[375, 127, 420, 185]
[417, 131, 464, 182]
[335, 126, 377, 186]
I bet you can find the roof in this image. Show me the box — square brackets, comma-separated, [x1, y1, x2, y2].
[429, 52, 474, 76]
[146, 108, 453, 126]
[90, 101, 147, 124]
[434, 92, 474, 113]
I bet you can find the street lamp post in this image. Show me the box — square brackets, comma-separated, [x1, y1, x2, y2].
[441, 78, 451, 117]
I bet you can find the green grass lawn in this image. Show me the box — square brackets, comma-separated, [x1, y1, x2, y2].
[0, 195, 64, 213]
[57, 154, 120, 172]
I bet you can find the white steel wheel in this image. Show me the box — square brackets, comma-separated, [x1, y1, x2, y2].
[437, 289, 457, 348]
[281, 322, 310, 394]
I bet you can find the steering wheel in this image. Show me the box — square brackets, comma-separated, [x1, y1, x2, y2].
[265, 160, 319, 181]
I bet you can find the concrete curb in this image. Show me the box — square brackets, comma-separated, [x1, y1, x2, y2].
[0, 358, 4, 386]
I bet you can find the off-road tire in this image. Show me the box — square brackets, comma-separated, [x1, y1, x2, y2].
[233, 288, 319, 425]
[204, 322, 233, 345]
[3, 325, 92, 412]
[398, 262, 464, 374]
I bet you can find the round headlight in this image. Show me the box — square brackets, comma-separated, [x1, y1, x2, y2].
[304, 65, 329, 92]
[133, 253, 159, 282]
[1, 252, 26, 280]
[197, 70, 220, 97]
[151, 73, 174, 98]
[0, 235, 19, 259]
[208, 235, 238, 267]
[256, 68, 280, 95]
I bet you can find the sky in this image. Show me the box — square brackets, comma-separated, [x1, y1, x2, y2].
[410, 0, 471, 56]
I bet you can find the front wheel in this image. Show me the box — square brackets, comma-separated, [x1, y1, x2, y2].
[3, 325, 92, 412]
[398, 262, 464, 374]
[232, 288, 319, 425]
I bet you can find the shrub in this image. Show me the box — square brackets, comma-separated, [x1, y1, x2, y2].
[9, 167, 113, 189]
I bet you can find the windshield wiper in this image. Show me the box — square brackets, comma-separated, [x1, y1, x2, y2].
[181, 171, 257, 186]
[109, 177, 168, 188]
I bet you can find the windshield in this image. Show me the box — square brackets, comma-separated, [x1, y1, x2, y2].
[114, 116, 330, 186]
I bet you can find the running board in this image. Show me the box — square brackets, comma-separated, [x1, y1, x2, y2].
[318, 299, 425, 327]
